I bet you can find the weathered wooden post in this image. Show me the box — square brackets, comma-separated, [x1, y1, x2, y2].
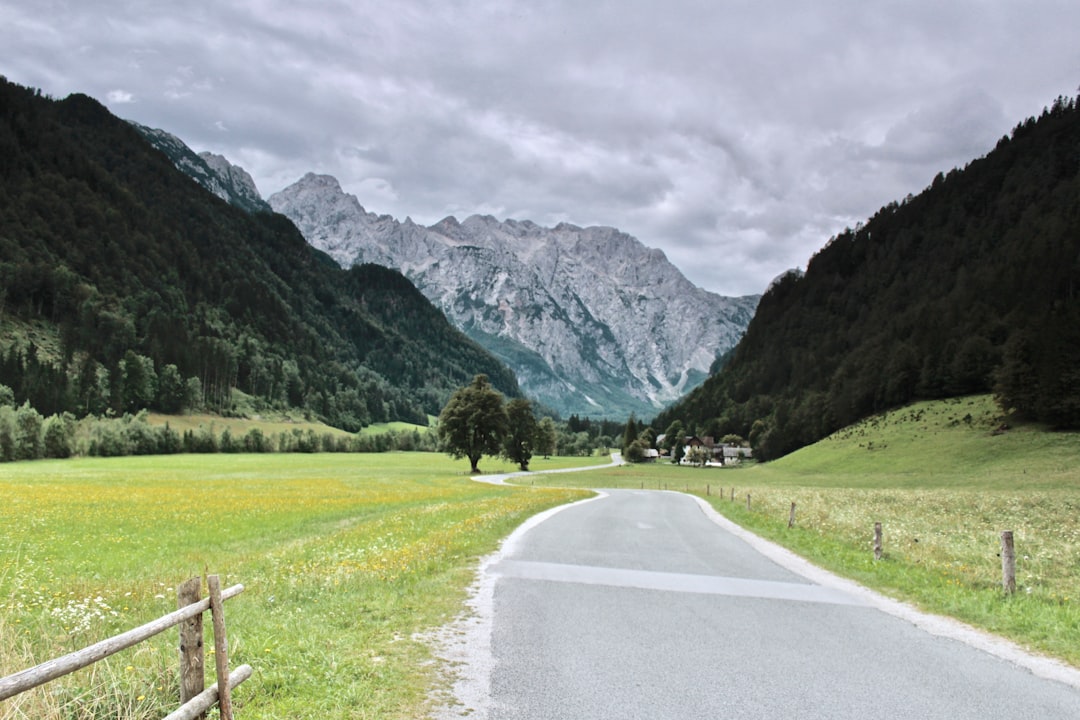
[1001, 531, 1016, 594]
[177, 578, 205, 718]
[874, 522, 883, 561]
[746, 493, 751, 511]
[707, 484, 710, 496]
[207, 575, 233, 720]
[788, 502, 796, 528]
[730, 488, 734, 502]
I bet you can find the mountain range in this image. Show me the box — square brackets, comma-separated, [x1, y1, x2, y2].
[135, 126, 760, 419]
[0, 77, 518, 429]
[267, 174, 760, 418]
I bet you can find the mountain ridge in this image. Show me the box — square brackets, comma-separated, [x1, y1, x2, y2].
[0, 78, 519, 428]
[129, 122, 273, 214]
[269, 172, 760, 418]
[656, 92, 1080, 458]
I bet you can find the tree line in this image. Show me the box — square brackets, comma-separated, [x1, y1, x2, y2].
[0, 376, 623, 464]
[0, 383, 443, 462]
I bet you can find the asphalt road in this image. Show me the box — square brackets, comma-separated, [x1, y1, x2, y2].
[436, 488, 1080, 719]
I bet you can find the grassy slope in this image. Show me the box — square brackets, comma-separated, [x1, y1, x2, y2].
[761, 395, 1074, 490]
[145, 413, 431, 439]
[0, 453, 592, 719]
[528, 395, 1080, 667]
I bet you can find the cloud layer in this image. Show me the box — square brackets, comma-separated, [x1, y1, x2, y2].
[3, 0, 1078, 295]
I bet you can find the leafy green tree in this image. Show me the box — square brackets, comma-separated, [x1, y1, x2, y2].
[623, 439, 645, 463]
[0, 383, 13, 407]
[536, 416, 558, 458]
[437, 375, 508, 473]
[42, 412, 75, 458]
[624, 427, 655, 464]
[155, 363, 188, 414]
[185, 377, 204, 412]
[686, 445, 711, 467]
[503, 397, 538, 471]
[14, 402, 43, 460]
[0, 406, 14, 461]
[76, 359, 110, 417]
[662, 420, 684, 463]
[118, 350, 156, 414]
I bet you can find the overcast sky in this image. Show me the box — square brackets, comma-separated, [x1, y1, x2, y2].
[2, 1, 1078, 296]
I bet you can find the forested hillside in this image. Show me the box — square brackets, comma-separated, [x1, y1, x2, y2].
[0, 77, 519, 430]
[657, 92, 1080, 460]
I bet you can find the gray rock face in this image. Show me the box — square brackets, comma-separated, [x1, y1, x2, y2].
[270, 173, 759, 419]
[130, 123, 271, 214]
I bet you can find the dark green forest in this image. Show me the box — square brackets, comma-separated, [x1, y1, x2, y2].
[656, 92, 1080, 460]
[0, 77, 519, 430]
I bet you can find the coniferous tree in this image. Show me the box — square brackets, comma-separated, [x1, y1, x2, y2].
[621, 413, 638, 455]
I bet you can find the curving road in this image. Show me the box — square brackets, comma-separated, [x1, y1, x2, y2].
[435, 488, 1080, 719]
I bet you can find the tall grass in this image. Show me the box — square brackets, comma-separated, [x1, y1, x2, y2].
[0, 453, 590, 718]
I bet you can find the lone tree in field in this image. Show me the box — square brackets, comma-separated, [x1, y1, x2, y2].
[503, 397, 538, 471]
[437, 374, 509, 474]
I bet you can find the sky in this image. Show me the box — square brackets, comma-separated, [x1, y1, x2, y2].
[2, 1, 1078, 297]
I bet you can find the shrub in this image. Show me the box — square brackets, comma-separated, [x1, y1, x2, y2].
[15, 402, 44, 460]
[42, 413, 75, 459]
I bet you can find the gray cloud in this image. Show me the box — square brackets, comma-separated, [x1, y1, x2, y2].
[2, 0, 1078, 296]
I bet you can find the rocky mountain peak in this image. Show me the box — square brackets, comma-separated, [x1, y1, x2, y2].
[129, 122, 270, 214]
[269, 174, 760, 419]
[131, 121, 761, 419]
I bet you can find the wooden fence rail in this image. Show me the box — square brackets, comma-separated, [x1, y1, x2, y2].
[0, 576, 248, 719]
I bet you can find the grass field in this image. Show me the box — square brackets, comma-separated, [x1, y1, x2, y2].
[144, 413, 430, 439]
[0, 452, 594, 719]
[526, 395, 1080, 667]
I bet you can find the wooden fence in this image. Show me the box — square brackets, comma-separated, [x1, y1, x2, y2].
[734, 491, 1020, 595]
[0, 575, 250, 720]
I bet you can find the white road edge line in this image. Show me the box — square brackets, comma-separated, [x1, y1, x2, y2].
[432, 462, 1080, 718]
[428, 491, 607, 720]
[689, 493, 1080, 691]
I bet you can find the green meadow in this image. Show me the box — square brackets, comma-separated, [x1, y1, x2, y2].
[0, 453, 593, 719]
[145, 413, 434, 439]
[531, 395, 1080, 667]
[5, 394, 1079, 717]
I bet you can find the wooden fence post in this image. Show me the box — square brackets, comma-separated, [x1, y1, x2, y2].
[746, 493, 751, 511]
[1001, 531, 1016, 594]
[730, 488, 734, 502]
[1, 579, 244, 714]
[874, 522, 883, 561]
[707, 484, 710, 496]
[177, 577, 205, 717]
[788, 502, 796, 528]
[207, 575, 234, 720]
